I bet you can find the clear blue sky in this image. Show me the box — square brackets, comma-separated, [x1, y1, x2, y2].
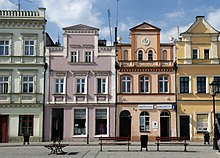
[2, 0, 220, 44]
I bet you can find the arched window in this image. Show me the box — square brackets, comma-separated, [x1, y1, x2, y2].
[148, 50, 153, 61]
[162, 50, 167, 60]
[140, 111, 150, 132]
[140, 76, 149, 93]
[122, 50, 128, 60]
[121, 76, 131, 93]
[138, 50, 143, 61]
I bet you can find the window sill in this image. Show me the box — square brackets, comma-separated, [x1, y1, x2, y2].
[72, 135, 87, 138]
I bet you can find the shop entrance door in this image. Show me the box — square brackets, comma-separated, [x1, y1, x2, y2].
[0, 115, 8, 143]
[160, 111, 170, 137]
[119, 110, 131, 139]
[51, 109, 64, 140]
[180, 115, 190, 139]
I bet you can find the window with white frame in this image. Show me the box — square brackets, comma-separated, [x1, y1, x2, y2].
[97, 78, 106, 94]
[24, 40, 34, 55]
[22, 76, 34, 93]
[159, 75, 168, 93]
[73, 109, 86, 135]
[0, 40, 9, 55]
[95, 109, 107, 135]
[121, 76, 131, 93]
[71, 51, 79, 62]
[76, 78, 85, 94]
[179, 76, 189, 93]
[55, 78, 64, 94]
[140, 111, 150, 132]
[140, 76, 149, 93]
[197, 76, 206, 93]
[192, 49, 198, 59]
[196, 114, 208, 132]
[85, 51, 92, 62]
[0, 76, 8, 93]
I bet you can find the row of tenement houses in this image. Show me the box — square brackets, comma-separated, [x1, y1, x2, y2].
[0, 8, 220, 143]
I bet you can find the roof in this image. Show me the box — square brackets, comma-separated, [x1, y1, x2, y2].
[63, 24, 99, 31]
[129, 22, 161, 31]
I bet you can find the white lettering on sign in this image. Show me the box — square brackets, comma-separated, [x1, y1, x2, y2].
[156, 104, 172, 109]
[138, 104, 154, 109]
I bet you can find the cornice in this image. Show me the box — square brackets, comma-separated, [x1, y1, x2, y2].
[0, 104, 42, 108]
[119, 67, 174, 72]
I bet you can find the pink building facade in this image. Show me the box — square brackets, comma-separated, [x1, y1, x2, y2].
[45, 24, 116, 142]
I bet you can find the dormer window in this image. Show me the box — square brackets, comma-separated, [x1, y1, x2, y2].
[192, 49, 198, 59]
[71, 51, 79, 62]
[204, 49, 209, 59]
[85, 51, 92, 62]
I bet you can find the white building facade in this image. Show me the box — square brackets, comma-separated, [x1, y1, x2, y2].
[0, 8, 46, 142]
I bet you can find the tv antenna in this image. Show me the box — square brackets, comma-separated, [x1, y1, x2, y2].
[9, 0, 33, 10]
[108, 9, 113, 46]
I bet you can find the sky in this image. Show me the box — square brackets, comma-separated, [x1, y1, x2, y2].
[2, 0, 220, 45]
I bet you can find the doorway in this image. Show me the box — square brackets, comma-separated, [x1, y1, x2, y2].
[179, 115, 190, 139]
[119, 110, 131, 138]
[160, 111, 170, 137]
[0, 115, 8, 143]
[51, 109, 64, 140]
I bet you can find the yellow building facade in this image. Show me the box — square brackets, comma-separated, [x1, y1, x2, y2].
[176, 16, 220, 141]
[117, 22, 176, 141]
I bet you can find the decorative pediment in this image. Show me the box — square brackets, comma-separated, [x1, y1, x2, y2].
[182, 16, 219, 35]
[129, 22, 161, 31]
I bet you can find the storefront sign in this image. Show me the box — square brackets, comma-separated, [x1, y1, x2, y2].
[156, 104, 173, 109]
[138, 104, 154, 109]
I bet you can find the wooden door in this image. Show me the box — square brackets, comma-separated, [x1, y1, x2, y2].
[0, 115, 8, 143]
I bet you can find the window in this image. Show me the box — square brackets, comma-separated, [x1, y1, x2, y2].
[0, 40, 9, 55]
[24, 40, 34, 55]
[204, 49, 209, 59]
[122, 50, 128, 60]
[161, 50, 167, 60]
[71, 51, 79, 62]
[148, 50, 153, 61]
[55, 78, 64, 94]
[85, 51, 92, 62]
[214, 76, 220, 93]
[138, 50, 143, 61]
[140, 111, 150, 132]
[74, 109, 86, 135]
[19, 115, 33, 136]
[140, 76, 149, 93]
[22, 76, 33, 93]
[121, 76, 131, 93]
[159, 76, 168, 93]
[197, 77, 206, 93]
[0, 76, 8, 93]
[192, 49, 198, 59]
[196, 114, 208, 132]
[180, 77, 189, 93]
[76, 78, 85, 94]
[97, 78, 106, 94]
[95, 109, 107, 135]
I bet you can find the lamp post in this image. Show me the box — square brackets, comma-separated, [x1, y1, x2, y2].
[209, 81, 219, 150]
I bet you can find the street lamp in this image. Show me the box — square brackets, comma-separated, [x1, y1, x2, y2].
[209, 81, 219, 150]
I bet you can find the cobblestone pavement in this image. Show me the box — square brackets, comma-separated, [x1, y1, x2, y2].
[0, 144, 220, 158]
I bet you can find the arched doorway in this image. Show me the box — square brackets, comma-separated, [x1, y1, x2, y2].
[119, 110, 131, 138]
[160, 111, 170, 137]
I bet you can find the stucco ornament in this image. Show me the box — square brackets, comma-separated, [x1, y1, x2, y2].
[141, 37, 150, 46]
